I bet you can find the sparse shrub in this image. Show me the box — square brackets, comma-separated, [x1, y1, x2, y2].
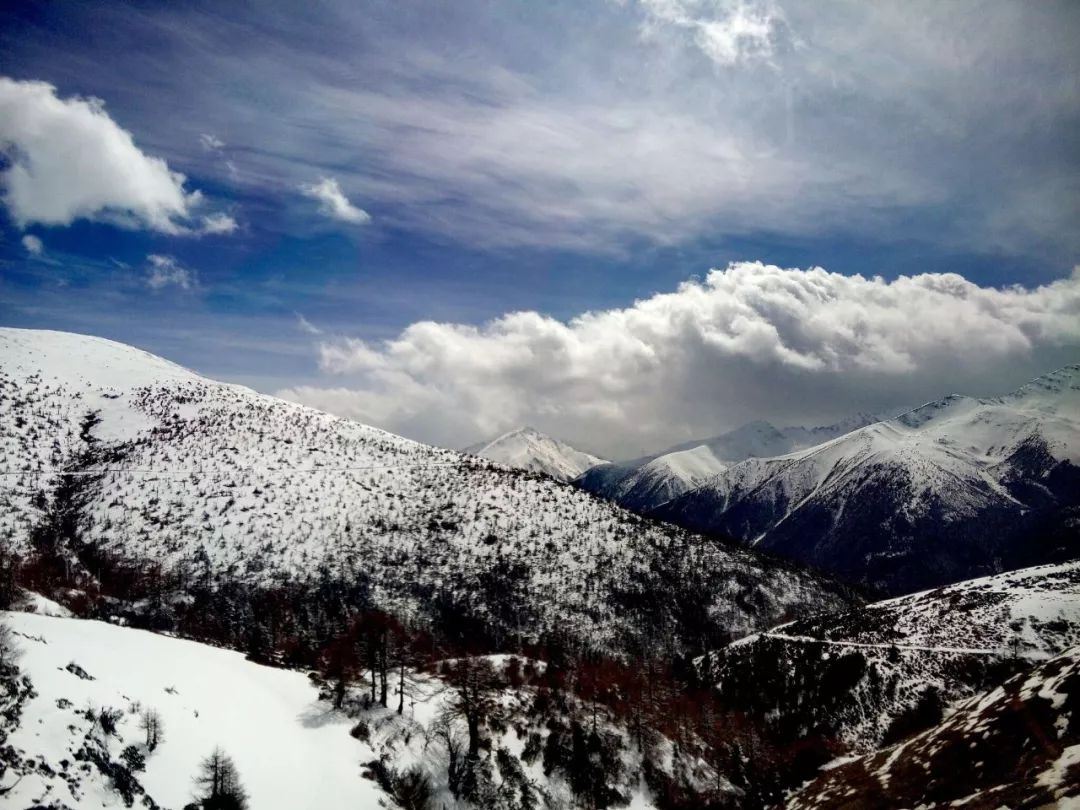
[391, 766, 434, 810]
[349, 720, 370, 741]
[121, 744, 145, 772]
[97, 706, 123, 736]
[65, 660, 95, 681]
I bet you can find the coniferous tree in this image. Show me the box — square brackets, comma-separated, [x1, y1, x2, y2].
[193, 747, 248, 810]
[0, 622, 20, 672]
[438, 655, 505, 801]
[0, 543, 19, 610]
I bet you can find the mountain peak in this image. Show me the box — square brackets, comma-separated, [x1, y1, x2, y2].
[463, 426, 606, 481]
[495, 425, 544, 441]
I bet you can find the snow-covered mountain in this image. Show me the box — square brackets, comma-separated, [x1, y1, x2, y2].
[463, 426, 605, 481]
[576, 414, 884, 513]
[654, 367, 1080, 594]
[706, 560, 1080, 753]
[0, 328, 854, 656]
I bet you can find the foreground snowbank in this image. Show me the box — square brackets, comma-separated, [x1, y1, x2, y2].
[2, 611, 382, 809]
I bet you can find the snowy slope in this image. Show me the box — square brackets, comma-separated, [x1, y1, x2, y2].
[463, 426, 605, 481]
[0, 328, 855, 656]
[0, 608, 737, 810]
[655, 366, 1080, 593]
[0, 609, 382, 809]
[769, 559, 1080, 657]
[576, 415, 883, 513]
[786, 646, 1080, 808]
[707, 560, 1080, 752]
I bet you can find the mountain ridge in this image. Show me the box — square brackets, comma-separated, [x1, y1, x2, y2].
[654, 364, 1080, 593]
[575, 412, 889, 513]
[0, 327, 855, 658]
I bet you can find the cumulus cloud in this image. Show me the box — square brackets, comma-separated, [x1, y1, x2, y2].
[0, 77, 233, 235]
[200, 212, 238, 234]
[145, 254, 196, 291]
[279, 263, 1080, 456]
[21, 234, 43, 256]
[300, 177, 371, 225]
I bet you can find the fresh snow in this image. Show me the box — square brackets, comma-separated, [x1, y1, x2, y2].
[744, 365, 1080, 518]
[463, 426, 606, 481]
[787, 645, 1080, 808]
[577, 413, 887, 512]
[0, 327, 853, 655]
[762, 560, 1080, 660]
[760, 632, 1003, 656]
[2, 609, 724, 810]
[2, 610, 382, 809]
[654, 365, 1080, 590]
[710, 559, 1080, 752]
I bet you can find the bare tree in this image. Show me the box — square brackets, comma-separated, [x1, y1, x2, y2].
[440, 657, 501, 762]
[430, 718, 468, 798]
[140, 707, 164, 751]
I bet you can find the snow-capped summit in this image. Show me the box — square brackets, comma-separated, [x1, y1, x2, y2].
[576, 413, 886, 512]
[463, 426, 606, 481]
[655, 366, 1080, 594]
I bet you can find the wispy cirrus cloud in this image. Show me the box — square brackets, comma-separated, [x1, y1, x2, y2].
[4, 3, 1076, 262]
[145, 254, 197, 291]
[199, 133, 225, 151]
[637, 0, 789, 66]
[295, 312, 323, 335]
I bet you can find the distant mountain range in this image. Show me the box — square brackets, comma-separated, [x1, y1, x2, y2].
[652, 366, 1080, 594]
[576, 414, 888, 512]
[463, 426, 606, 481]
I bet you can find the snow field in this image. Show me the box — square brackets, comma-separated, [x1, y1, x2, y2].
[3, 610, 383, 809]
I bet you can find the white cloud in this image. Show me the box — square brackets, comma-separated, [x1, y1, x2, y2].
[279, 263, 1080, 456]
[0, 77, 233, 235]
[200, 212, 238, 234]
[638, 0, 786, 66]
[299, 176, 371, 225]
[40, 4, 1073, 259]
[145, 254, 196, 290]
[295, 312, 323, 335]
[21, 234, 43, 256]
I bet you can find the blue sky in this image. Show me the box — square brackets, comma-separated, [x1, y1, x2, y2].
[2, 1, 1079, 454]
